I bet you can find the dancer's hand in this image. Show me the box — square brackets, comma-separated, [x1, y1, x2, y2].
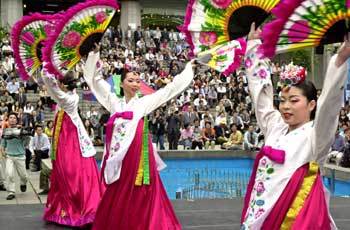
[93, 43, 100, 53]
[336, 35, 350, 67]
[247, 22, 262, 41]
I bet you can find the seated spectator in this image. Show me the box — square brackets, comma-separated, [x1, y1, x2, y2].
[328, 129, 346, 165]
[215, 100, 226, 116]
[191, 120, 203, 150]
[202, 121, 216, 149]
[179, 123, 193, 150]
[229, 111, 244, 129]
[0, 101, 8, 114]
[11, 101, 20, 114]
[6, 77, 19, 98]
[339, 128, 350, 168]
[30, 125, 50, 171]
[243, 125, 259, 151]
[222, 124, 243, 150]
[1, 112, 9, 129]
[1, 91, 14, 112]
[44, 120, 53, 139]
[214, 120, 228, 145]
[240, 109, 251, 129]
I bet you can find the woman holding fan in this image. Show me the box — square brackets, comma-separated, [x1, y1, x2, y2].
[84, 45, 195, 229]
[241, 23, 350, 229]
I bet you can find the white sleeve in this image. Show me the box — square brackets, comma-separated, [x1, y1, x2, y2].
[41, 70, 77, 111]
[83, 51, 119, 112]
[245, 39, 285, 139]
[138, 62, 194, 115]
[312, 55, 348, 162]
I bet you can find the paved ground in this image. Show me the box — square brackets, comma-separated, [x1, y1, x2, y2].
[0, 165, 349, 229]
[0, 198, 350, 230]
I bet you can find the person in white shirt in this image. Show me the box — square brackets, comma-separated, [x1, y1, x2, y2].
[84, 44, 194, 229]
[30, 125, 50, 171]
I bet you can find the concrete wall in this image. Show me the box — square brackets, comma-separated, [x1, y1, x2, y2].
[120, 0, 141, 32]
[1, 0, 23, 28]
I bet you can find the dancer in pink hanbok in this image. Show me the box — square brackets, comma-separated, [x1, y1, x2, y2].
[83, 46, 195, 229]
[42, 70, 102, 227]
[240, 24, 350, 230]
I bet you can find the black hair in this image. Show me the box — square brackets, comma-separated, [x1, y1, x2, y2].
[35, 124, 43, 130]
[120, 69, 140, 97]
[294, 80, 317, 120]
[8, 112, 18, 121]
[59, 71, 78, 91]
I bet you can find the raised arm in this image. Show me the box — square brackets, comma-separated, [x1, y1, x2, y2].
[139, 62, 194, 115]
[83, 51, 119, 112]
[245, 39, 284, 138]
[312, 42, 349, 162]
[41, 70, 77, 112]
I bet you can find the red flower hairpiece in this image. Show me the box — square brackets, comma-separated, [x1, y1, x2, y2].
[280, 63, 306, 86]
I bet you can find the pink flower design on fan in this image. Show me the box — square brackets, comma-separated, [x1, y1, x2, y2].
[21, 31, 35, 45]
[95, 11, 107, 24]
[245, 57, 253, 68]
[62, 31, 81, 48]
[25, 59, 34, 67]
[210, 0, 232, 9]
[199, 32, 218, 46]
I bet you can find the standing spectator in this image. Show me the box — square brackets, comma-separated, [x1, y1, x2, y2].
[30, 125, 50, 171]
[16, 87, 27, 107]
[126, 25, 133, 43]
[183, 105, 198, 126]
[151, 110, 166, 150]
[134, 26, 143, 45]
[243, 125, 259, 151]
[84, 119, 95, 142]
[23, 102, 34, 127]
[1, 113, 29, 200]
[144, 27, 151, 42]
[166, 109, 181, 150]
[115, 25, 123, 42]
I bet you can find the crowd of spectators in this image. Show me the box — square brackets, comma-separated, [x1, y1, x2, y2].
[0, 24, 349, 168]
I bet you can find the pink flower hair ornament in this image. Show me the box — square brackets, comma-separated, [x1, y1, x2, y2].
[279, 63, 307, 87]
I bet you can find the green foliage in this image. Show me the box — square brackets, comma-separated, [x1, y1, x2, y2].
[275, 48, 312, 70]
[0, 26, 9, 42]
[141, 14, 184, 29]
